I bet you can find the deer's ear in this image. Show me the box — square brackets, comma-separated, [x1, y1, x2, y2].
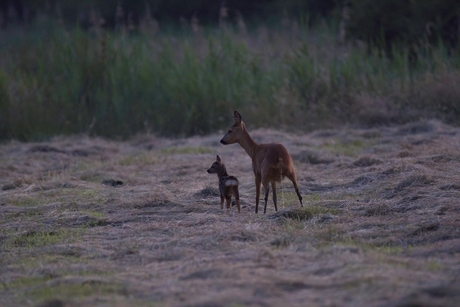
[233, 111, 242, 125]
[216, 155, 221, 162]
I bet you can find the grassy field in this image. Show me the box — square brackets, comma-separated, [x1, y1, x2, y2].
[1, 16, 460, 141]
[1, 119, 459, 307]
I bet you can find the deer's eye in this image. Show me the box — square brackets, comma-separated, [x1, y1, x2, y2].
[228, 130, 232, 134]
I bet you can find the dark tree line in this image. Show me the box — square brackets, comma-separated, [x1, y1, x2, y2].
[0, 0, 459, 50]
[347, 0, 460, 51]
[0, 0, 337, 27]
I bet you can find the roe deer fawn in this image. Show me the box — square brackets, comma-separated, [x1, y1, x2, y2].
[220, 111, 303, 214]
[207, 155, 241, 213]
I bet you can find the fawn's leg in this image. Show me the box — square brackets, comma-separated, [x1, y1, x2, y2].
[286, 172, 303, 207]
[271, 181, 278, 211]
[234, 187, 241, 213]
[225, 197, 232, 210]
[255, 175, 262, 214]
[220, 193, 225, 209]
[263, 181, 270, 214]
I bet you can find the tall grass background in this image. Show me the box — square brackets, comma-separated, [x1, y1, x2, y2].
[1, 10, 460, 141]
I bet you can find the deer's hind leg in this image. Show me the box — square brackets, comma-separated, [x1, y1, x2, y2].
[271, 181, 278, 212]
[225, 196, 232, 210]
[220, 193, 225, 209]
[286, 172, 303, 207]
[233, 187, 241, 213]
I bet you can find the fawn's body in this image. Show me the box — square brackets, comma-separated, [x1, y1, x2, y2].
[220, 111, 303, 213]
[207, 155, 241, 213]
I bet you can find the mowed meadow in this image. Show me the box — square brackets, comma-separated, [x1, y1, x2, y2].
[1, 121, 460, 307]
[1, 5, 460, 307]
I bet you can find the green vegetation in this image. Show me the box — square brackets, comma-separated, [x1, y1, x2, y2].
[158, 146, 212, 155]
[117, 146, 211, 165]
[79, 210, 105, 219]
[0, 2, 459, 141]
[316, 139, 375, 157]
[6, 187, 107, 207]
[4, 276, 53, 289]
[30, 282, 125, 302]
[117, 152, 163, 166]
[4, 229, 83, 248]
[7, 196, 46, 207]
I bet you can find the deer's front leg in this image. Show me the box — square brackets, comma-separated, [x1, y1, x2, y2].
[255, 175, 261, 213]
[263, 181, 270, 214]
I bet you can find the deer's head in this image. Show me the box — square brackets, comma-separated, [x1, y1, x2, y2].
[220, 111, 244, 145]
[207, 155, 223, 174]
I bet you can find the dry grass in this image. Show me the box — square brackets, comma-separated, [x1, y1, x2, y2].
[1, 121, 460, 307]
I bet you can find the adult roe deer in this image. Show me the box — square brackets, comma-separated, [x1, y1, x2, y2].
[207, 155, 241, 213]
[220, 111, 303, 214]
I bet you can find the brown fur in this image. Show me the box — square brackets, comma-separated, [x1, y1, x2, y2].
[220, 111, 303, 213]
[207, 155, 241, 213]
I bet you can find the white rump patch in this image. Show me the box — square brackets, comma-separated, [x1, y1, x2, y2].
[225, 179, 238, 186]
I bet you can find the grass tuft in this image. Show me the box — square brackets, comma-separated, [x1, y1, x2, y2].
[4, 229, 83, 248]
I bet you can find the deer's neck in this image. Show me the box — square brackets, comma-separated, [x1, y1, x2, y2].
[218, 165, 229, 178]
[238, 129, 258, 160]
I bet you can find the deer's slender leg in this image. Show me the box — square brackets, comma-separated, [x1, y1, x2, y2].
[286, 172, 303, 207]
[271, 181, 278, 211]
[255, 175, 262, 214]
[263, 181, 270, 214]
[225, 198, 232, 210]
[234, 187, 241, 213]
[220, 193, 225, 209]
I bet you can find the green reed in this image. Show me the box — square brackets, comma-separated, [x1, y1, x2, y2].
[1, 20, 459, 141]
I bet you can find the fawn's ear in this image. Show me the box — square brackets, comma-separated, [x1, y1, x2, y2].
[216, 155, 221, 163]
[233, 111, 242, 125]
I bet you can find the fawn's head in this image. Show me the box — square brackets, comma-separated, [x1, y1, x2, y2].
[207, 155, 225, 175]
[220, 111, 244, 145]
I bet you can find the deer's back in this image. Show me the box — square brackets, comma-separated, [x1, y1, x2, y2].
[253, 143, 294, 180]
